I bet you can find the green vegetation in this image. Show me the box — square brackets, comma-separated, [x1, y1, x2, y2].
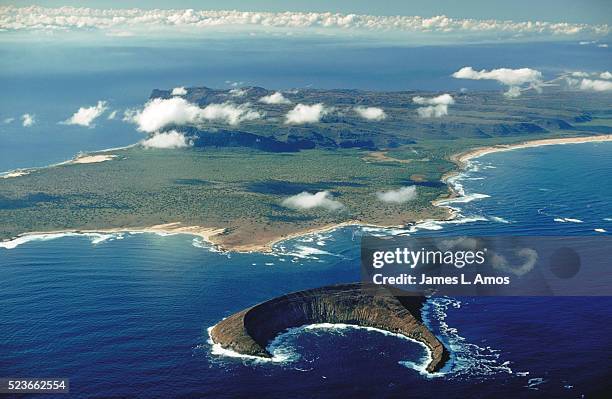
[0, 146, 451, 249]
[1, 87, 609, 250]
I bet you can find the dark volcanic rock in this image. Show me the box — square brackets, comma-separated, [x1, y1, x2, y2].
[210, 283, 449, 373]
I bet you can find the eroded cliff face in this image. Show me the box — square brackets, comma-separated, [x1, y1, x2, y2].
[210, 283, 449, 373]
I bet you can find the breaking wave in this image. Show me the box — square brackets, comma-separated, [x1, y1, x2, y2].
[0, 232, 124, 250]
[423, 297, 515, 380]
[207, 323, 441, 377]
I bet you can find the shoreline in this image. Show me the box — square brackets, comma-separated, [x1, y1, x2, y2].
[2, 134, 611, 252]
[451, 134, 612, 167]
[0, 143, 136, 177]
[435, 134, 612, 207]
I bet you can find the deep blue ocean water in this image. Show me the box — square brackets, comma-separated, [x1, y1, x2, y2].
[1, 142, 611, 398]
[1, 37, 611, 397]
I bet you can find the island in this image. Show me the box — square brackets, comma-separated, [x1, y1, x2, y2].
[0, 86, 610, 251]
[209, 283, 450, 373]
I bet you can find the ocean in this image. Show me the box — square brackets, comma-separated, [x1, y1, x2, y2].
[1, 38, 610, 171]
[1, 141, 610, 397]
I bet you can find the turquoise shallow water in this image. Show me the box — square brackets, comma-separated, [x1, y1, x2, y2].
[1, 141, 610, 397]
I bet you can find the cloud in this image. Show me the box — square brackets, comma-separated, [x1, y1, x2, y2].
[62, 100, 108, 127]
[579, 40, 609, 48]
[285, 103, 329, 124]
[570, 71, 591, 77]
[107, 110, 117, 120]
[282, 191, 344, 211]
[600, 71, 612, 80]
[452, 66, 542, 86]
[1, 7, 608, 40]
[200, 102, 263, 125]
[225, 80, 243, 87]
[229, 88, 247, 97]
[259, 92, 291, 105]
[416, 106, 448, 118]
[503, 86, 522, 98]
[413, 94, 454, 106]
[354, 106, 386, 121]
[413, 94, 454, 118]
[376, 186, 417, 203]
[124, 97, 263, 132]
[566, 77, 612, 91]
[124, 97, 201, 132]
[3, 117, 14, 124]
[171, 87, 187, 96]
[21, 113, 35, 127]
[452, 66, 543, 97]
[141, 130, 192, 149]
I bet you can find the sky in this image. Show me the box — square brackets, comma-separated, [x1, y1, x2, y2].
[2, 0, 611, 24]
[1, 2, 610, 46]
[1, 1, 610, 172]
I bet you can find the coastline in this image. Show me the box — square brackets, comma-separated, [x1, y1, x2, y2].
[0, 144, 135, 178]
[2, 134, 611, 253]
[435, 134, 612, 207]
[451, 134, 612, 167]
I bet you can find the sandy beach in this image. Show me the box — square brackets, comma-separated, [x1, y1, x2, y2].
[229, 220, 367, 252]
[70, 154, 117, 164]
[0, 153, 119, 180]
[451, 134, 612, 167]
[434, 134, 612, 207]
[1, 170, 30, 179]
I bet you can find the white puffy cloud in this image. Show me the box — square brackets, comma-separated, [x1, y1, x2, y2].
[452, 66, 543, 97]
[141, 130, 191, 149]
[354, 106, 386, 121]
[124, 97, 201, 132]
[503, 86, 522, 98]
[285, 103, 329, 124]
[412, 94, 454, 106]
[416, 106, 448, 118]
[107, 110, 117, 120]
[124, 97, 262, 132]
[452, 66, 542, 86]
[376, 186, 417, 203]
[598, 43, 609, 48]
[413, 94, 454, 118]
[282, 191, 344, 211]
[229, 88, 247, 97]
[1, 7, 608, 40]
[171, 87, 187, 96]
[570, 71, 591, 77]
[199, 102, 263, 125]
[62, 100, 108, 127]
[21, 113, 35, 127]
[566, 77, 612, 91]
[564, 71, 612, 91]
[259, 92, 291, 105]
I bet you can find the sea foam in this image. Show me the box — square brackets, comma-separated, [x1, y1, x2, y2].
[0, 232, 123, 250]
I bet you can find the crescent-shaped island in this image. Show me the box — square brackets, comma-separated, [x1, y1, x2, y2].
[210, 283, 450, 373]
